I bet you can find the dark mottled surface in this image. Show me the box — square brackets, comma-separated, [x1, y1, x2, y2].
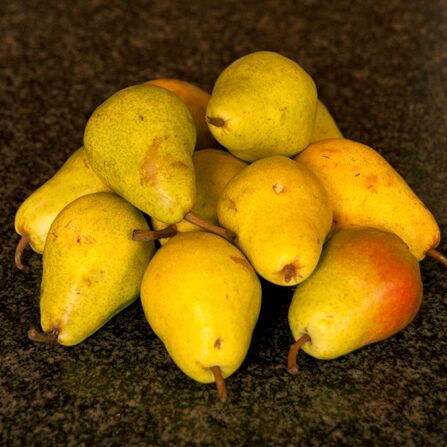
[1, 0, 447, 445]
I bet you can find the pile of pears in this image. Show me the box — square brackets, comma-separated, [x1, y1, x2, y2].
[15, 51, 446, 402]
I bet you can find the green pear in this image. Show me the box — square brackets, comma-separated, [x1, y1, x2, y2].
[34, 192, 154, 346]
[84, 84, 197, 224]
[14, 147, 110, 269]
[217, 156, 332, 286]
[151, 149, 247, 243]
[140, 232, 261, 401]
[288, 228, 422, 372]
[310, 100, 343, 143]
[206, 51, 317, 161]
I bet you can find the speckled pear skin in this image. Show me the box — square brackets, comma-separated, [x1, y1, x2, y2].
[289, 228, 423, 360]
[217, 156, 333, 286]
[151, 149, 247, 243]
[206, 51, 317, 161]
[40, 192, 155, 346]
[84, 84, 196, 224]
[14, 147, 110, 254]
[296, 138, 440, 260]
[146, 79, 217, 150]
[310, 100, 343, 143]
[140, 232, 261, 383]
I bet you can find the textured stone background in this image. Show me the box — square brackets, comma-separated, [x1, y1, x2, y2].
[1, 0, 446, 445]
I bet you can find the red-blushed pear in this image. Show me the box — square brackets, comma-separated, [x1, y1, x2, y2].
[287, 228, 422, 373]
[296, 138, 446, 266]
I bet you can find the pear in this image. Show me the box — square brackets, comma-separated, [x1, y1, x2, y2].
[14, 147, 110, 269]
[150, 149, 247, 244]
[30, 192, 154, 346]
[146, 79, 217, 149]
[84, 84, 196, 225]
[296, 138, 443, 263]
[206, 51, 317, 161]
[217, 156, 332, 286]
[287, 228, 422, 372]
[140, 232, 261, 401]
[310, 100, 343, 143]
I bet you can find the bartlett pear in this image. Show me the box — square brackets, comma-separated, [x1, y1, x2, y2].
[151, 149, 247, 243]
[296, 138, 441, 261]
[146, 78, 217, 149]
[140, 232, 261, 401]
[206, 51, 317, 161]
[217, 156, 332, 286]
[84, 84, 196, 224]
[33, 192, 154, 346]
[288, 228, 422, 371]
[14, 147, 110, 269]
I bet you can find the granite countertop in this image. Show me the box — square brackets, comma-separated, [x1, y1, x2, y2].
[1, 0, 446, 445]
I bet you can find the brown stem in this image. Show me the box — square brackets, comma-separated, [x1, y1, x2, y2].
[184, 212, 236, 243]
[427, 248, 447, 267]
[132, 225, 178, 242]
[283, 264, 296, 283]
[210, 366, 227, 402]
[28, 327, 59, 343]
[287, 334, 312, 375]
[15, 233, 30, 270]
[206, 117, 225, 128]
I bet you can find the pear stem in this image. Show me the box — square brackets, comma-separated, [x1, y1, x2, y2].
[27, 328, 58, 343]
[210, 366, 227, 402]
[15, 233, 30, 270]
[287, 334, 312, 375]
[427, 248, 447, 267]
[184, 212, 236, 243]
[132, 225, 178, 242]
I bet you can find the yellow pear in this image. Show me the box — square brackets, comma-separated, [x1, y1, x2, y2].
[33, 192, 154, 346]
[151, 149, 247, 243]
[310, 100, 343, 143]
[146, 78, 217, 149]
[296, 138, 441, 261]
[206, 51, 317, 161]
[14, 147, 110, 269]
[140, 232, 261, 401]
[217, 156, 333, 286]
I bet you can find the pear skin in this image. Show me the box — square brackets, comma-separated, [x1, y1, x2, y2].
[14, 147, 110, 266]
[84, 84, 196, 224]
[151, 149, 247, 243]
[288, 228, 422, 364]
[296, 138, 440, 260]
[206, 51, 317, 161]
[146, 79, 217, 150]
[39, 192, 154, 346]
[217, 156, 332, 286]
[140, 232, 261, 392]
[310, 100, 343, 143]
